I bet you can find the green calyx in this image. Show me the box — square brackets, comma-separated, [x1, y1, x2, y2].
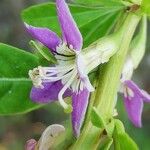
[91, 107, 115, 137]
[29, 40, 56, 63]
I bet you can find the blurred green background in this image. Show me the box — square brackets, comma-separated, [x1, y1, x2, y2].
[0, 0, 150, 150]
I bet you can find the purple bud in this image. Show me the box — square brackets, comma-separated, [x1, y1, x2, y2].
[25, 139, 37, 150]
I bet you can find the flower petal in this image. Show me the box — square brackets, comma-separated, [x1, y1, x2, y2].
[124, 80, 142, 96]
[124, 80, 150, 102]
[141, 90, 150, 103]
[121, 56, 134, 82]
[124, 93, 143, 127]
[30, 81, 71, 103]
[56, 0, 83, 51]
[72, 88, 90, 137]
[25, 23, 61, 51]
[124, 80, 144, 127]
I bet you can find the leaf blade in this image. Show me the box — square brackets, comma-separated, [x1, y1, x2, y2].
[0, 43, 43, 115]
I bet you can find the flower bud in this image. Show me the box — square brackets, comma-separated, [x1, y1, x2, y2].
[38, 124, 65, 150]
[25, 139, 37, 150]
[130, 15, 147, 69]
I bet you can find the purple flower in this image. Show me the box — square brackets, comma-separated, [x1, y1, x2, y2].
[25, 0, 94, 137]
[123, 80, 150, 127]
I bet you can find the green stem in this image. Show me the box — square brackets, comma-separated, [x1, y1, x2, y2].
[71, 12, 140, 150]
[95, 12, 141, 119]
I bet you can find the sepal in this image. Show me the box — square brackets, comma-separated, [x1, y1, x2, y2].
[29, 40, 56, 63]
[91, 107, 115, 137]
[91, 107, 105, 128]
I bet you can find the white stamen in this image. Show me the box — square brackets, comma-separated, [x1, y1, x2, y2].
[42, 71, 73, 82]
[29, 43, 95, 112]
[29, 68, 43, 88]
[72, 78, 80, 92]
[43, 64, 74, 71]
[83, 78, 95, 92]
[58, 70, 77, 111]
[38, 66, 47, 77]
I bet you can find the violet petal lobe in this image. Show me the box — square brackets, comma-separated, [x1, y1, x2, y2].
[56, 0, 83, 51]
[72, 88, 90, 137]
[124, 80, 142, 96]
[24, 23, 61, 51]
[30, 81, 71, 103]
[124, 93, 143, 128]
[124, 80, 144, 127]
[141, 90, 150, 103]
[124, 80, 150, 102]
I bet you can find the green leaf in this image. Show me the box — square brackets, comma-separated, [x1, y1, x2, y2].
[91, 107, 105, 128]
[0, 43, 42, 115]
[117, 133, 139, 150]
[141, 0, 150, 15]
[113, 119, 138, 150]
[82, 12, 119, 47]
[74, 0, 124, 7]
[22, 2, 122, 47]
